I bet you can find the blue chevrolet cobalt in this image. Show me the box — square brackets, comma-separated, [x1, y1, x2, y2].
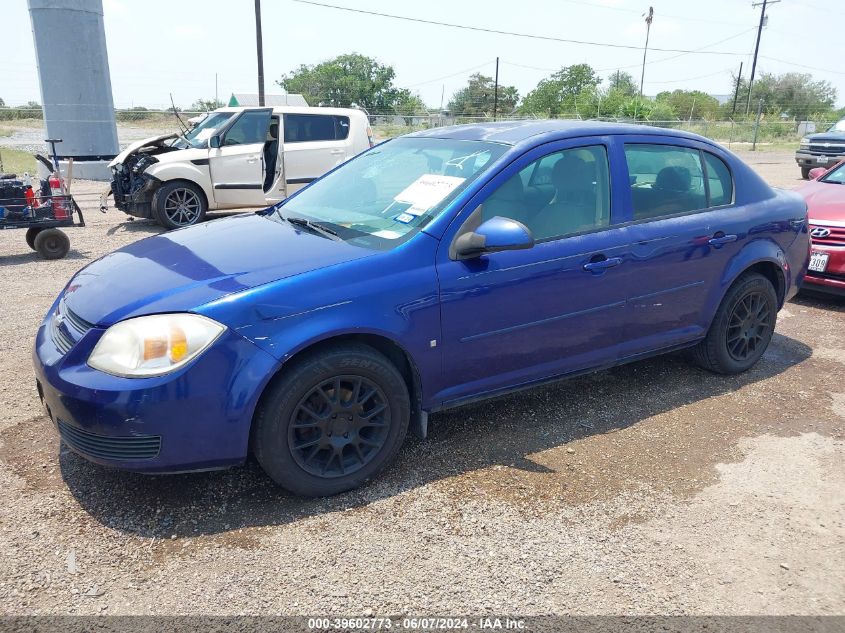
[34, 121, 809, 496]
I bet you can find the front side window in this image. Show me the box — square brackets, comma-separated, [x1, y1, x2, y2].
[480, 145, 611, 241]
[222, 110, 271, 146]
[273, 137, 507, 249]
[284, 114, 350, 142]
[625, 144, 707, 220]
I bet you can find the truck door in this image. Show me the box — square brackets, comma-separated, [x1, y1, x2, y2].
[209, 108, 272, 207]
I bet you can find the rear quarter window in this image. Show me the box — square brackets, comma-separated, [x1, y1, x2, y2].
[703, 152, 734, 206]
[284, 114, 350, 143]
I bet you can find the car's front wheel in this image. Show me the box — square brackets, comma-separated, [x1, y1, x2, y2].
[692, 272, 777, 374]
[801, 166, 811, 180]
[152, 181, 207, 230]
[253, 343, 410, 496]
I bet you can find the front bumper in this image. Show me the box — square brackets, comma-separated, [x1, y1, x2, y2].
[33, 305, 280, 473]
[110, 172, 160, 219]
[803, 242, 845, 296]
[795, 151, 844, 171]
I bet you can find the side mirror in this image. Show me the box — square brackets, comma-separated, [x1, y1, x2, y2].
[453, 216, 535, 260]
[808, 167, 826, 180]
[209, 135, 221, 149]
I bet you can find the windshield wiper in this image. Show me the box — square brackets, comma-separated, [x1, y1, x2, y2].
[284, 215, 342, 240]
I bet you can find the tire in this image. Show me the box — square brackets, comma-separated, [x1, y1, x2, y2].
[152, 181, 207, 230]
[253, 343, 410, 496]
[33, 228, 70, 260]
[25, 226, 42, 250]
[691, 272, 777, 374]
[801, 167, 811, 180]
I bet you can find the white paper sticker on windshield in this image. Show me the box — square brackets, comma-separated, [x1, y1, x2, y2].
[394, 174, 465, 211]
[373, 229, 403, 239]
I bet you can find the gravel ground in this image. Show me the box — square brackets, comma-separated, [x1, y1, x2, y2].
[0, 148, 842, 617]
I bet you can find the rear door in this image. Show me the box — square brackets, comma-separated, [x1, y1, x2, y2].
[209, 108, 272, 207]
[283, 113, 352, 194]
[618, 139, 745, 357]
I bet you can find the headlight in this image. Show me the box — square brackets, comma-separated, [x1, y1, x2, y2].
[88, 313, 225, 377]
[800, 137, 810, 148]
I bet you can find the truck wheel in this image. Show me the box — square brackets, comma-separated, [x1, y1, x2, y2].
[253, 343, 410, 497]
[34, 228, 70, 260]
[801, 167, 811, 180]
[152, 181, 206, 230]
[691, 272, 777, 375]
[25, 227, 43, 250]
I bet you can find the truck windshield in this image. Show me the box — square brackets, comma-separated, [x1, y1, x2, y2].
[829, 120, 845, 133]
[174, 112, 235, 149]
[271, 137, 508, 250]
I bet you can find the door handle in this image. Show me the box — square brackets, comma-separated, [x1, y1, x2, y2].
[246, 156, 259, 163]
[330, 149, 345, 155]
[582, 256, 623, 273]
[708, 233, 738, 247]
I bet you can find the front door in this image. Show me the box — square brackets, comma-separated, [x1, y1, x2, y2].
[435, 140, 632, 405]
[209, 108, 272, 207]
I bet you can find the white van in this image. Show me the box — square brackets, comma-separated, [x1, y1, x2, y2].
[107, 106, 373, 229]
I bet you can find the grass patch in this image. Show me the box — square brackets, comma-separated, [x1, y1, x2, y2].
[0, 147, 37, 175]
[0, 128, 12, 137]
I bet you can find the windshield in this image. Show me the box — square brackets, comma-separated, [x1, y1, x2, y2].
[272, 137, 508, 250]
[821, 162, 845, 184]
[173, 112, 235, 149]
[829, 119, 845, 133]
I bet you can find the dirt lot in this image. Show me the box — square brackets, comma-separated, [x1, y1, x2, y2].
[0, 149, 843, 617]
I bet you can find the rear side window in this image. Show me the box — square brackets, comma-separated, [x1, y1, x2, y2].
[703, 152, 733, 206]
[284, 114, 350, 143]
[624, 144, 706, 220]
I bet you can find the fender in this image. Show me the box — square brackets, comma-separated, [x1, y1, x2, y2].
[711, 237, 788, 315]
[144, 161, 214, 209]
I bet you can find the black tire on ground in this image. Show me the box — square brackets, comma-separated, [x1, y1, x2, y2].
[691, 272, 778, 375]
[801, 167, 811, 180]
[152, 180, 207, 230]
[253, 343, 410, 496]
[33, 228, 70, 260]
[25, 227, 43, 250]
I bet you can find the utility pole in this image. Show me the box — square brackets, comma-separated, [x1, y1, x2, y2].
[493, 57, 499, 121]
[639, 6, 654, 98]
[731, 61, 743, 116]
[752, 98, 764, 150]
[254, 0, 265, 107]
[746, 0, 779, 115]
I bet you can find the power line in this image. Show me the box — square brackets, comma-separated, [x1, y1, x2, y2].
[759, 55, 845, 76]
[405, 61, 495, 88]
[292, 0, 745, 56]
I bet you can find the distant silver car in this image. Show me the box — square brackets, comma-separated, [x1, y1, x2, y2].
[106, 106, 373, 229]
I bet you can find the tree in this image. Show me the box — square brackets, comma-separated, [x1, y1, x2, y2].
[0, 97, 5, 107]
[278, 53, 409, 112]
[519, 64, 601, 117]
[190, 98, 224, 112]
[606, 71, 638, 97]
[732, 72, 837, 120]
[447, 73, 518, 118]
[656, 90, 720, 120]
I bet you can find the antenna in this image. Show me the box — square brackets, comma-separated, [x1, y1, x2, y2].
[169, 93, 189, 134]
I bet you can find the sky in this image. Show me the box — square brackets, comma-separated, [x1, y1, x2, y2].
[2, 0, 843, 110]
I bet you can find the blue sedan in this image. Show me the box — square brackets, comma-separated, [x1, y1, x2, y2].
[33, 120, 810, 496]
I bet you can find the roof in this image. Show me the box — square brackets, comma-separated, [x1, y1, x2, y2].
[407, 119, 708, 146]
[228, 93, 309, 107]
[213, 105, 368, 118]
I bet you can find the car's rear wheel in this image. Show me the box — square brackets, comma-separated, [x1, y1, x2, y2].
[253, 343, 410, 496]
[691, 272, 777, 374]
[153, 181, 206, 230]
[801, 167, 811, 180]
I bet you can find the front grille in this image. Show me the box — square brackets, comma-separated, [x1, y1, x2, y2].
[809, 224, 845, 247]
[807, 142, 845, 155]
[58, 420, 161, 461]
[49, 299, 94, 355]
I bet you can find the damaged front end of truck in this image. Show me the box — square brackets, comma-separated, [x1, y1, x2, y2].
[106, 134, 181, 218]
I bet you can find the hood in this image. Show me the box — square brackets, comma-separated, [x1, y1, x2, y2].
[796, 180, 845, 223]
[805, 130, 845, 143]
[110, 133, 178, 167]
[63, 214, 374, 326]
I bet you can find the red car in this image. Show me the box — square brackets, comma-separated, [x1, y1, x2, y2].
[797, 160, 845, 296]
